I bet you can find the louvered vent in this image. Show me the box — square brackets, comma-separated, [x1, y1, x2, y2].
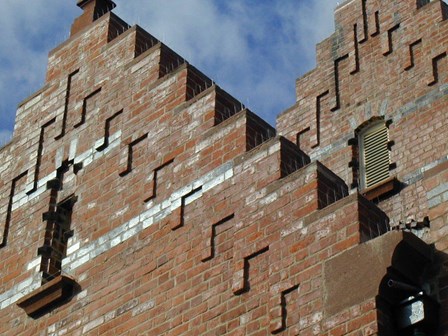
[360, 123, 390, 189]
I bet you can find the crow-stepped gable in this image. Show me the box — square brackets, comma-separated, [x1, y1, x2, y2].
[1, 0, 447, 335]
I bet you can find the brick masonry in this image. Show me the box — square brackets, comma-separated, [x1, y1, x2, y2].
[0, 0, 447, 335]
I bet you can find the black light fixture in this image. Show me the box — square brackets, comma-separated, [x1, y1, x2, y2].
[389, 280, 439, 335]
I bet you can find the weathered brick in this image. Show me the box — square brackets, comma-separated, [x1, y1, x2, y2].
[1, 1, 447, 336]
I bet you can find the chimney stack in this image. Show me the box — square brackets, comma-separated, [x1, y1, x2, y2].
[71, 0, 117, 36]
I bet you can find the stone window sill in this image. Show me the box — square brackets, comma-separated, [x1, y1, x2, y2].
[16, 275, 79, 318]
[361, 176, 399, 201]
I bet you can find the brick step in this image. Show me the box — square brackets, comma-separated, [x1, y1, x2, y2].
[129, 47, 211, 106]
[191, 109, 276, 175]
[106, 12, 131, 42]
[125, 63, 211, 123]
[160, 84, 246, 131]
[158, 44, 186, 78]
[133, 26, 159, 58]
[212, 86, 246, 126]
[228, 160, 349, 265]
[267, 192, 390, 333]
[107, 24, 160, 60]
[182, 136, 315, 232]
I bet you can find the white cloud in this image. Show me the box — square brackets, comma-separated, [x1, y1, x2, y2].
[0, 129, 12, 147]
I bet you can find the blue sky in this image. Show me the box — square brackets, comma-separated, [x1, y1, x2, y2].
[0, 0, 340, 145]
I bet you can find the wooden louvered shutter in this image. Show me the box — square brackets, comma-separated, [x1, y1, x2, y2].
[359, 123, 390, 189]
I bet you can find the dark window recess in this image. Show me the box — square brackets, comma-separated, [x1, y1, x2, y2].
[19, 194, 79, 318]
[417, 0, 431, 9]
[40, 197, 75, 284]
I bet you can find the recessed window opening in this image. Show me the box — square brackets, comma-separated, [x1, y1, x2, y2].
[42, 197, 74, 284]
[417, 0, 430, 9]
[358, 121, 391, 190]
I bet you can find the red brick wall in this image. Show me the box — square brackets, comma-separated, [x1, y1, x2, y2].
[0, 0, 447, 335]
[278, 0, 448, 257]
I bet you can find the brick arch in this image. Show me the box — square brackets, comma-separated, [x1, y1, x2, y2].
[354, 115, 385, 136]
[376, 234, 438, 335]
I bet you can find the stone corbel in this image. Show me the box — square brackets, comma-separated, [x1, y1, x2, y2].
[16, 275, 79, 318]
